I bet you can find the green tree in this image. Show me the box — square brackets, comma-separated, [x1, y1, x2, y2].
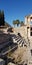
[0, 10, 5, 26]
[20, 21, 24, 26]
[15, 20, 20, 27]
[13, 20, 20, 27]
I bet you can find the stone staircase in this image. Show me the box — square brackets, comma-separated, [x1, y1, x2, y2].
[12, 34, 28, 47]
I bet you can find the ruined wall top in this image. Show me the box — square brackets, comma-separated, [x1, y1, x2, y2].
[25, 14, 32, 27]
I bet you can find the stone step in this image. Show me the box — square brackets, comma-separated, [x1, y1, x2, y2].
[12, 34, 28, 47]
[17, 39, 22, 44]
[17, 38, 21, 42]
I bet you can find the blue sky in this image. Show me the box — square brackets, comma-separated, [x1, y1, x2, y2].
[0, 0, 32, 26]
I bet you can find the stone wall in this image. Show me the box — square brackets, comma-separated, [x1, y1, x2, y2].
[14, 26, 27, 39]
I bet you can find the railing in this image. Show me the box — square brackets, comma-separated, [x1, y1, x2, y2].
[2, 45, 18, 55]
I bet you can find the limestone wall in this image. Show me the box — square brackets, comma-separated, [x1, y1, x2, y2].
[14, 26, 27, 39]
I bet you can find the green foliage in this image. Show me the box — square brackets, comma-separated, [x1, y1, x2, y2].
[0, 10, 5, 26]
[13, 20, 20, 27]
[13, 20, 24, 27]
[16, 20, 20, 26]
[20, 21, 24, 26]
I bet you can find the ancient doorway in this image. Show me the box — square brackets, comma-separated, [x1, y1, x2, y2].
[30, 27, 32, 36]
